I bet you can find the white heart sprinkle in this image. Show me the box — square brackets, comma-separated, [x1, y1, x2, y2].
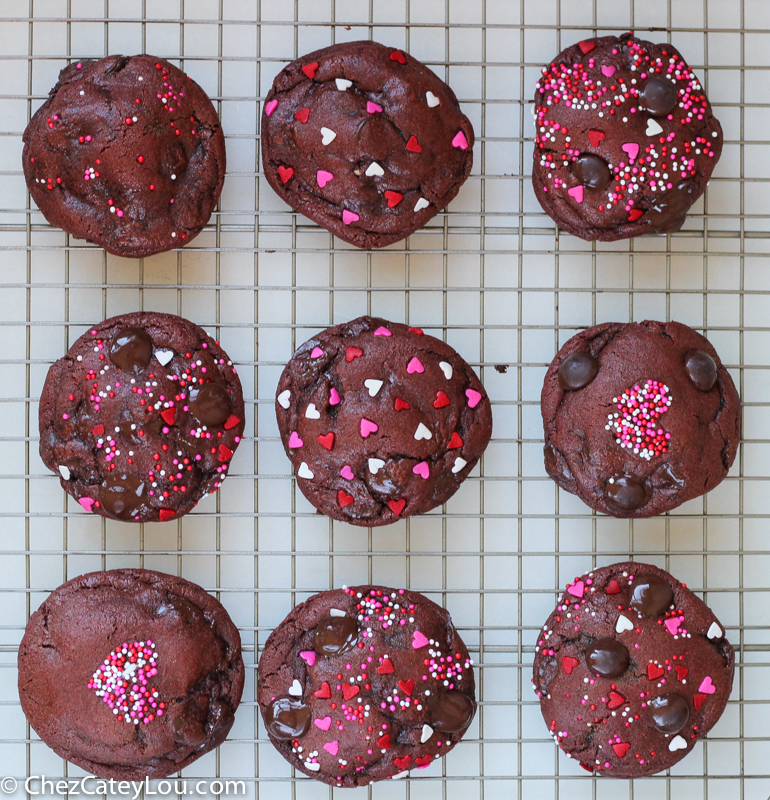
[707, 621, 723, 639]
[335, 78, 352, 91]
[616, 614, 634, 633]
[320, 127, 337, 145]
[330, 608, 346, 617]
[58, 465, 71, 480]
[426, 91, 440, 108]
[368, 458, 386, 474]
[646, 118, 664, 136]
[391, 771, 409, 780]
[414, 422, 432, 441]
[421, 724, 433, 743]
[364, 379, 383, 397]
[669, 735, 688, 752]
[288, 679, 302, 697]
[298, 462, 314, 479]
[305, 762, 321, 772]
[414, 197, 430, 212]
[155, 349, 174, 366]
[365, 161, 385, 177]
[439, 361, 453, 380]
[277, 390, 291, 409]
[305, 403, 321, 419]
[452, 457, 467, 474]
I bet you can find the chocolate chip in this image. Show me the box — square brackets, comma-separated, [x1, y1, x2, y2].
[585, 638, 630, 678]
[638, 76, 679, 117]
[264, 696, 311, 740]
[605, 474, 650, 512]
[313, 615, 359, 657]
[648, 692, 690, 734]
[171, 704, 207, 746]
[572, 154, 612, 191]
[558, 352, 599, 390]
[430, 690, 476, 733]
[630, 573, 673, 617]
[685, 349, 718, 392]
[648, 182, 694, 234]
[190, 383, 232, 427]
[109, 328, 153, 374]
[99, 472, 149, 520]
[156, 597, 199, 623]
[653, 463, 685, 489]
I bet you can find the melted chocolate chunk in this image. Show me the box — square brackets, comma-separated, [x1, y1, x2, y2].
[630, 573, 673, 618]
[264, 696, 311, 740]
[638, 76, 680, 117]
[648, 182, 694, 234]
[648, 693, 690, 734]
[99, 472, 150, 520]
[171, 703, 207, 746]
[654, 463, 686, 489]
[206, 699, 234, 736]
[558, 352, 598, 390]
[685, 349, 718, 392]
[585, 638, 630, 678]
[430, 690, 476, 733]
[605, 474, 650, 512]
[156, 597, 199, 623]
[313, 615, 359, 657]
[572, 154, 611, 191]
[109, 328, 153, 374]
[190, 383, 232, 427]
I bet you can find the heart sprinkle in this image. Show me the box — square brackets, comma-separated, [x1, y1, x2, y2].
[605, 380, 672, 460]
[342, 209, 360, 225]
[265, 99, 278, 116]
[317, 169, 334, 188]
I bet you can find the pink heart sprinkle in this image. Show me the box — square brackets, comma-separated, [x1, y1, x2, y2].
[314, 716, 332, 731]
[665, 617, 682, 635]
[78, 496, 95, 512]
[340, 465, 354, 480]
[265, 99, 278, 116]
[601, 65, 616, 78]
[567, 580, 585, 598]
[466, 388, 482, 408]
[452, 130, 469, 150]
[413, 461, 430, 479]
[622, 142, 640, 161]
[329, 387, 341, 405]
[412, 630, 429, 649]
[317, 169, 334, 188]
[288, 431, 303, 449]
[324, 740, 339, 755]
[374, 326, 392, 337]
[699, 676, 716, 694]
[342, 209, 360, 225]
[300, 650, 316, 666]
[366, 101, 383, 113]
[407, 356, 424, 374]
[568, 185, 584, 203]
[360, 418, 379, 438]
[311, 347, 324, 358]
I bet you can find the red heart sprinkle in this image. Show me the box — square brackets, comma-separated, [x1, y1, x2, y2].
[301, 62, 319, 79]
[578, 40, 596, 54]
[606, 579, 621, 595]
[390, 51, 407, 64]
[159, 509, 175, 522]
[394, 397, 411, 411]
[393, 756, 411, 770]
[433, 391, 450, 409]
[608, 691, 626, 709]
[675, 666, 689, 681]
[448, 432, 463, 449]
[338, 490, 354, 508]
[224, 414, 240, 430]
[406, 135, 422, 153]
[160, 407, 176, 425]
[218, 444, 233, 462]
[294, 108, 310, 124]
[384, 190, 403, 208]
[693, 693, 707, 711]
[612, 742, 631, 758]
[398, 679, 415, 696]
[317, 432, 335, 451]
[346, 347, 363, 362]
[562, 656, 579, 675]
[408, 327, 424, 335]
[92, 424, 105, 436]
[388, 498, 406, 516]
[377, 733, 391, 749]
[342, 684, 359, 700]
[579, 763, 594, 773]
[278, 165, 294, 184]
[588, 130, 606, 148]
[647, 663, 664, 681]
[377, 658, 395, 674]
[314, 682, 332, 699]
[414, 755, 432, 767]
[628, 208, 644, 222]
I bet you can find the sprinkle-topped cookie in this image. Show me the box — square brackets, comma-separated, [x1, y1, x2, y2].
[38, 312, 245, 522]
[261, 41, 474, 248]
[275, 316, 492, 526]
[23, 55, 226, 258]
[533, 33, 722, 240]
[258, 585, 476, 787]
[532, 562, 734, 777]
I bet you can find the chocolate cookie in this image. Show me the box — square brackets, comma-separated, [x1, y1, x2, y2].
[275, 316, 492, 526]
[23, 54, 225, 258]
[533, 33, 722, 240]
[532, 562, 734, 777]
[18, 569, 244, 780]
[39, 312, 245, 523]
[541, 321, 740, 517]
[261, 41, 474, 248]
[257, 585, 475, 787]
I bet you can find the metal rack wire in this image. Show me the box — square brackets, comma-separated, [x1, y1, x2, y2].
[0, 0, 768, 798]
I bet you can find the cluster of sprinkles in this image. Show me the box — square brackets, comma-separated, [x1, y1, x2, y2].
[88, 640, 164, 724]
[605, 379, 672, 460]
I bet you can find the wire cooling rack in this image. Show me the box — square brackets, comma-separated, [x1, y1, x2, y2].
[0, 0, 769, 798]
